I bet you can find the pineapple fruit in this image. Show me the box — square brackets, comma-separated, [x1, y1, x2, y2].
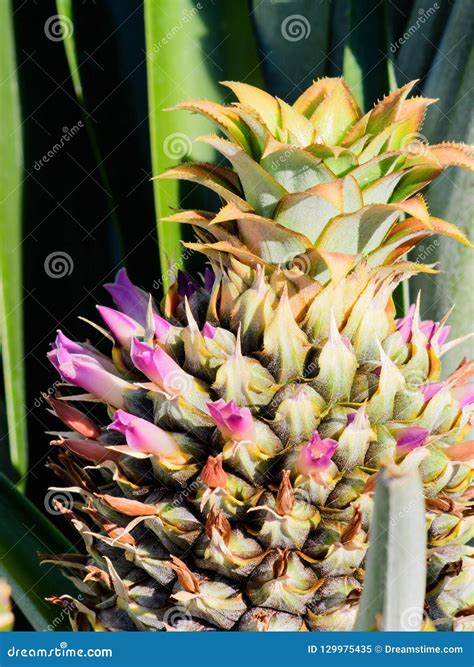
[42, 78, 474, 632]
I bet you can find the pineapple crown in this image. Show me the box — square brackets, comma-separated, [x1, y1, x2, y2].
[156, 77, 473, 282]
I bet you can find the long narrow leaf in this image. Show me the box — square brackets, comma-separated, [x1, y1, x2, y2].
[354, 464, 427, 631]
[55, 0, 122, 263]
[55, 0, 82, 100]
[411, 0, 474, 371]
[421, 0, 473, 139]
[342, 0, 395, 108]
[0, 0, 27, 483]
[0, 473, 77, 631]
[144, 0, 263, 288]
[251, 0, 330, 100]
[396, 0, 453, 84]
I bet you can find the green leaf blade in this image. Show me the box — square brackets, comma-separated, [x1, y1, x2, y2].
[144, 0, 263, 288]
[0, 0, 27, 483]
[354, 464, 427, 631]
[0, 474, 78, 631]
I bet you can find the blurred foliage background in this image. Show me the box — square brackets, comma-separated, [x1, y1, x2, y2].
[0, 0, 472, 629]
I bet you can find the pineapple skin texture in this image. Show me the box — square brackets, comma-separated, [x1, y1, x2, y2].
[43, 79, 474, 632]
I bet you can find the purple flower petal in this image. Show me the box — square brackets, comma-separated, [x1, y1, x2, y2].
[298, 432, 338, 477]
[396, 304, 416, 343]
[202, 323, 217, 339]
[420, 381, 444, 402]
[54, 348, 131, 408]
[177, 271, 200, 298]
[104, 268, 150, 323]
[396, 426, 429, 452]
[153, 313, 172, 341]
[49, 330, 117, 374]
[207, 399, 255, 442]
[108, 409, 180, 457]
[97, 306, 143, 349]
[204, 268, 215, 292]
[130, 338, 192, 395]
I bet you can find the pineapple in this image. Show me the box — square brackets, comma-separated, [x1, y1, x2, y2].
[42, 78, 474, 632]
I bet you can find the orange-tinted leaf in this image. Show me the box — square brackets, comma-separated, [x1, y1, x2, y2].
[293, 77, 341, 117]
[183, 240, 267, 268]
[156, 163, 249, 209]
[310, 79, 361, 144]
[277, 98, 315, 145]
[221, 80, 280, 134]
[170, 99, 254, 153]
[428, 142, 474, 172]
[389, 97, 437, 149]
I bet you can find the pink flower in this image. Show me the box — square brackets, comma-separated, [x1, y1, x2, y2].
[396, 426, 429, 452]
[420, 381, 474, 409]
[104, 269, 150, 323]
[420, 321, 450, 347]
[202, 323, 217, 340]
[153, 313, 173, 341]
[51, 347, 132, 408]
[207, 399, 255, 442]
[396, 304, 450, 345]
[97, 306, 144, 349]
[420, 381, 445, 403]
[48, 331, 116, 374]
[396, 305, 416, 343]
[108, 409, 180, 458]
[298, 432, 338, 477]
[130, 338, 191, 395]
